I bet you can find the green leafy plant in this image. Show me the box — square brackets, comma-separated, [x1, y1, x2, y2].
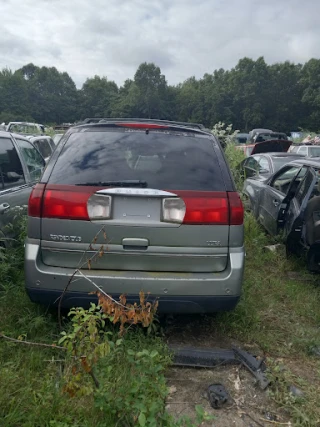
[212, 122, 246, 190]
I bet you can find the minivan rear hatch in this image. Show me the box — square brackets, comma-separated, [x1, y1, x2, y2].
[37, 127, 241, 273]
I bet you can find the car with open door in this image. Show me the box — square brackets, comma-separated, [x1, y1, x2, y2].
[244, 158, 320, 271]
[239, 152, 305, 180]
[25, 119, 244, 313]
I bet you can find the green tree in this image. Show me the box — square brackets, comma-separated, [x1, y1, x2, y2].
[0, 68, 30, 122]
[133, 62, 169, 118]
[79, 76, 118, 119]
[17, 64, 78, 123]
[300, 58, 320, 131]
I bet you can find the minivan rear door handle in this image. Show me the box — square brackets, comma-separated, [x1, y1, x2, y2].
[122, 238, 149, 250]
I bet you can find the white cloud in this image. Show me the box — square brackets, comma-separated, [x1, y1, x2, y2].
[1, 0, 320, 87]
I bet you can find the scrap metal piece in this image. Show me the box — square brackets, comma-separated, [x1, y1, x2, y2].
[169, 346, 237, 368]
[169, 345, 270, 390]
[207, 383, 231, 409]
[233, 347, 270, 390]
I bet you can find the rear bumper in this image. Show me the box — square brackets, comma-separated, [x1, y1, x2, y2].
[26, 289, 240, 313]
[24, 239, 245, 314]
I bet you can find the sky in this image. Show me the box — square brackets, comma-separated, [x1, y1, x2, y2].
[1, 0, 319, 87]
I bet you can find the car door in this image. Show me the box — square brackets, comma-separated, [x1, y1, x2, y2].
[258, 165, 302, 235]
[278, 167, 318, 253]
[0, 136, 33, 240]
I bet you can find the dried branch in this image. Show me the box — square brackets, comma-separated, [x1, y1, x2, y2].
[0, 333, 67, 351]
[78, 270, 128, 309]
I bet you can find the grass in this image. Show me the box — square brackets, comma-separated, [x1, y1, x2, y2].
[215, 213, 320, 425]
[0, 242, 172, 427]
[1, 205, 320, 424]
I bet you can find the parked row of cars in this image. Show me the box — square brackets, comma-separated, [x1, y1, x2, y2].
[235, 128, 320, 159]
[241, 151, 320, 272]
[235, 129, 319, 272]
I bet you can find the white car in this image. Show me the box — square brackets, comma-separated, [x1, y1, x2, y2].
[6, 122, 46, 135]
[290, 144, 320, 158]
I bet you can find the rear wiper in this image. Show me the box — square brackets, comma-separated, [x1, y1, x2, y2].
[76, 180, 148, 188]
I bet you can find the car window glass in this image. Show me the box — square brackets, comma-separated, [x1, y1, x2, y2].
[15, 138, 45, 182]
[298, 146, 308, 155]
[258, 157, 270, 172]
[309, 146, 320, 157]
[9, 123, 38, 135]
[296, 167, 319, 206]
[246, 157, 259, 170]
[270, 166, 301, 194]
[0, 137, 25, 190]
[48, 138, 56, 150]
[48, 130, 225, 191]
[33, 139, 52, 159]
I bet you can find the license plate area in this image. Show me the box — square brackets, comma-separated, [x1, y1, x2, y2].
[113, 196, 161, 225]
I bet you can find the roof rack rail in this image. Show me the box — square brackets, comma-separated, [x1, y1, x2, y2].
[80, 117, 206, 130]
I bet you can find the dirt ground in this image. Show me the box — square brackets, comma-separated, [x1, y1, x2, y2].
[164, 315, 291, 426]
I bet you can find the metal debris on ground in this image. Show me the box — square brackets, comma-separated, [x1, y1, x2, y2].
[207, 383, 231, 409]
[169, 345, 270, 390]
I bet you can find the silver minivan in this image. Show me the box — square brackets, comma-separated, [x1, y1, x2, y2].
[25, 119, 244, 313]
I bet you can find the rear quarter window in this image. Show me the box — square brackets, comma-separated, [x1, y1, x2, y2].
[47, 130, 225, 191]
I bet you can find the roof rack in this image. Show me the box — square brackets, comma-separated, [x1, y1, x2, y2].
[79, 117, 206, 130]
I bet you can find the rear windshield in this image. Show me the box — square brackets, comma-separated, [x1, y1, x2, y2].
[273, 155, 304, 171]
[47, 130, 224, 191]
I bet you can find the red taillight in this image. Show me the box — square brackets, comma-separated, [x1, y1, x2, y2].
[228, 192, 244, 225]
[116, 123, 169, 129]
[175, 191, 229, 225]
[43, 186, 92, 220]
[38, 185, 102, 220]
[28, 184, 46, 217]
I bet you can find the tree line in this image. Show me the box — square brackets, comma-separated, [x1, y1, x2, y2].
[0, 57, 320, 132]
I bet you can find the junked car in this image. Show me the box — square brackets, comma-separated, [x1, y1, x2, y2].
[236, 138, 292, 158]
[6, 122, 46, 135]
[0, 131, 45, 242]
[240, 152, 305, 179]
[248, 128, 273, 143]
[290, 144, 320, 158]
[243, 157, 320, 271]
[25, 119, 245, 313]
[251, 132, 288, 144]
